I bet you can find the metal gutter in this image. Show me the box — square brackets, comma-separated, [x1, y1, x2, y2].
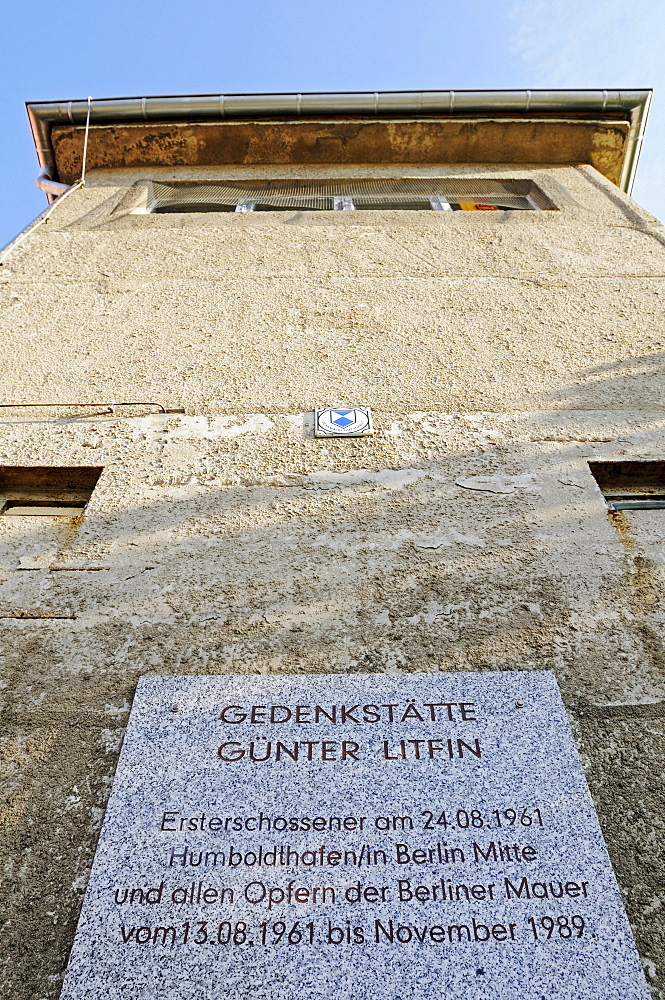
[26, 88, 652, 195]
[618, 90, 652, 194]
[36, 167, 70, 197]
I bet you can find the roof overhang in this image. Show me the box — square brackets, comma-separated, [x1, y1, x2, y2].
[26, 89, 652, 194]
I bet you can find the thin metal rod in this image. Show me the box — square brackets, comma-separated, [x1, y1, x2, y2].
[0, 402, 167, 413]
[80, 96, 92, 183]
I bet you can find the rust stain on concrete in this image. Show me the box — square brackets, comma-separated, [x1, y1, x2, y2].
[51, 117, 629, 186]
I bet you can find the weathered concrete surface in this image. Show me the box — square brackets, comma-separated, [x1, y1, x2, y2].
[573, 714, 665, 988]
[1, 166, 664, 415]
[0, 162, 663, 999]
[50, 117, 631, 186]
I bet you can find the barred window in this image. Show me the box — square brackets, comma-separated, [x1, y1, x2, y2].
[589, 461, 665, 511]
[0, 466, 102, 517]
[138, 178, 554, 214]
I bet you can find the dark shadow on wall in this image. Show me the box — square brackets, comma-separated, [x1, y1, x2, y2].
[1, 423, 665, 999]
[506, 351, 665, 412]
[0, 426, 664, 700]
[579, 165, 665, 233]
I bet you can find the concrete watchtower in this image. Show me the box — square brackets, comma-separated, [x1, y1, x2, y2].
[0, 90, 662, 996]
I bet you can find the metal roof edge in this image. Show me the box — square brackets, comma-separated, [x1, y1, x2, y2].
[26, 88, 653, 194]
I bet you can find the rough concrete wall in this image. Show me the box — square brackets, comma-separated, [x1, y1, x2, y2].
[0, 165, 663, 998]
[1, 165, 664, 413]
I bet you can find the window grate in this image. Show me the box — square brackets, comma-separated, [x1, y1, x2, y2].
[146, 178, 552, 214]
[0, 466, 103, 518]
[588, 461, 665, 511]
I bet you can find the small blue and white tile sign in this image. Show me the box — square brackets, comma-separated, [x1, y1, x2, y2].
[61, 671, 650, 1000]
[314, 407, 373, 437]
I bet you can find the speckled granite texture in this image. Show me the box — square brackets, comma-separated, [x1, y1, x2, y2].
[60, 671, 649, 1000]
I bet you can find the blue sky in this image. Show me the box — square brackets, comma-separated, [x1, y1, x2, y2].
[0, 0, 661, 246]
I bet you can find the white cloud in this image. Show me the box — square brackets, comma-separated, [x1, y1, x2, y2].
[510, 0, 659, 85]
[509, 0, 665, 220]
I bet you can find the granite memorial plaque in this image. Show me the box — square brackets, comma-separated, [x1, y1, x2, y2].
[61, 671, 650, 1000]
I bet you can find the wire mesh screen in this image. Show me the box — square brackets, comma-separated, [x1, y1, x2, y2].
[148, 178, 547, 212]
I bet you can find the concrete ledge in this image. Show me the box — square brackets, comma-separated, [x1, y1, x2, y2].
[51, 117, 631, 186]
